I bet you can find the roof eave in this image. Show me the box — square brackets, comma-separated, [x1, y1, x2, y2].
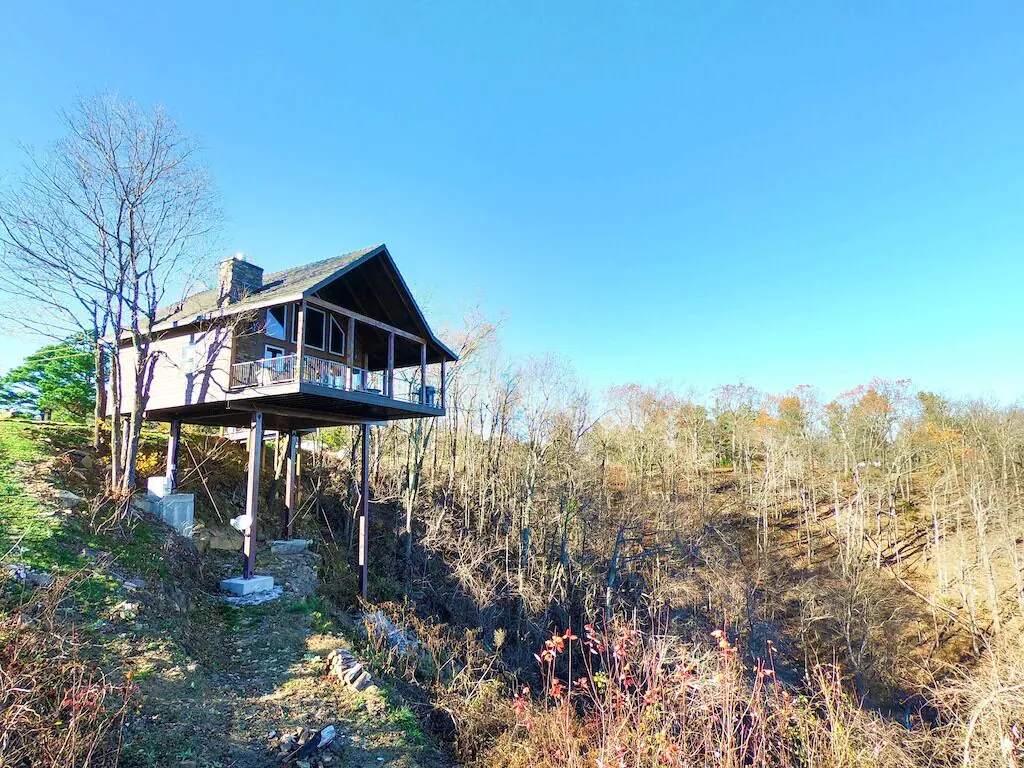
[149, 291, 306, 334]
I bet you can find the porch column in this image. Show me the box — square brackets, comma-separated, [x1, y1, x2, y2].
[165, 420, 181, 492]
[243, 411, 264, 580]
[358, 423, 370, 599]
[440, 359, 447, 410]
[420, 343, 427, 405]
[346, 315, 356, 389]
[386, 332, 395, 398]
[295, 300, 306, 383]
[283, 431, 298, 539]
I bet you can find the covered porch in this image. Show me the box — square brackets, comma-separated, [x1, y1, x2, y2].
[230, 294, 448, 410]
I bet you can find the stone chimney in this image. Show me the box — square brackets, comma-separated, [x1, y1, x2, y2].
[217, 253, 263, 304]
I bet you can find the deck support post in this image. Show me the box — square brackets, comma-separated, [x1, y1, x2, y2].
[358, 423, 370, 599]
[386, 332, 395, 398]
[420, 343, 428, 405]
[243, 411, 264, 580]
[283, 430, 298, 539]
[165, 420, 181, 492]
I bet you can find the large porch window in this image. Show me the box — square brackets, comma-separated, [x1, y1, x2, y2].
[265, 305, 288, 340]
[329, 316, 346, 356]
[304, 307, 326, 349]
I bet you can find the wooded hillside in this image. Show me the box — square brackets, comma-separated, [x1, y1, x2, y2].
[302, 318, 1024, 765]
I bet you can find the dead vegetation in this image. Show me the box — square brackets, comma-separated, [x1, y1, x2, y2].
[0, 573, 135, 766]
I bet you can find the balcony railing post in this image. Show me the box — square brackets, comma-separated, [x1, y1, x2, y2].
[420, 343, 427, 405]
[295, 299, 306, 383]
[346, 316, 356, 389]
[440, 358, 447, 409]
[387, 332, 395, 398]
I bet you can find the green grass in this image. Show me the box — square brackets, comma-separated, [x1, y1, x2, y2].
[286, 594, 335, 633]
[0, 422, 83, 572]
[0, 422, 168, 619]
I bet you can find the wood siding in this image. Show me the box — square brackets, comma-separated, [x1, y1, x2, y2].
[110, 324, 234, 415]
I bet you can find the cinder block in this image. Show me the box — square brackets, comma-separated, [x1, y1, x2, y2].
[270, 539, 309, 555]
[219, 575, 275, 595]
[158, 493, 195, 537]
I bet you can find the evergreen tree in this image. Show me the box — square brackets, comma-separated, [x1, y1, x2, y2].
[0, 338, 95, 420]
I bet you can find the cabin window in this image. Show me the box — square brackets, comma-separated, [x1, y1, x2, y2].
[304, 307, 326, 349]
[329, 316, 346, 356]
[265, 305, 287, 340]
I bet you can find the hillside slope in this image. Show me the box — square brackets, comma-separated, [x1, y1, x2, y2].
[0, 421, 447, 768]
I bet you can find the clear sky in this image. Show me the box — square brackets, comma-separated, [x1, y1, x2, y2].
[1, 2, 1022, 404]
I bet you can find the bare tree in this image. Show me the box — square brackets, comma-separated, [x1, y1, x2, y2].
[0, 94, 219, 495]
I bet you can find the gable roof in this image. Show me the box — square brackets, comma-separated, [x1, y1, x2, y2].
[152, 244, 458, 361]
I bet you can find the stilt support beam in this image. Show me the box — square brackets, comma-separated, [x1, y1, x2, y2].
[165, 420, 182, 492]
[358, 424, 370, 599]
[243, 411, 264, 580]
[283, 431, 298, 539]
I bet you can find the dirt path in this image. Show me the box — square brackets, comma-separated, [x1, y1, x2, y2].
[120, 590, 448, 767]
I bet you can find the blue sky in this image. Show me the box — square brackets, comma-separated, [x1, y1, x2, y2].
[1, 2, 1022, 403]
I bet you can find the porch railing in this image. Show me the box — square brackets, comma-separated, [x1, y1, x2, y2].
[230, 354, 297, 388]
[229, 353, 442, 408]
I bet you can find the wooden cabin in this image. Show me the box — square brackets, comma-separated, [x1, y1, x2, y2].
[114, 244, 457, 594]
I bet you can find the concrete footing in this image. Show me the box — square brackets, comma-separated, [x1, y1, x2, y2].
[159, 494, 195, 537]
[219, 575, 275, 595]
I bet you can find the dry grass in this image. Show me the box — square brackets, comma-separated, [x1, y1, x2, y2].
[483, 618, 932, 768]
[0, 573, 135, 766]
[930, 634, 1024, 767]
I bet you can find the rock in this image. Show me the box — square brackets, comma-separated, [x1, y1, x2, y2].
[6, 563, 54, 588]
[271, 539, 310, 555]
[363, 610, 419, 656]
[261, 551, 319, 597]
[351, 671, 371, 691]
[130, 496, 154, 514]
[68, 449, 94, 469]
[55, 489, 83, 509]
[317, 725, 336, 748]
[122, 577, 147, 593]
[342, 663, 364, 684]
[203, 527, 241, 551]
[28, 570, 54, 588]
[219, 584, 283, 606]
